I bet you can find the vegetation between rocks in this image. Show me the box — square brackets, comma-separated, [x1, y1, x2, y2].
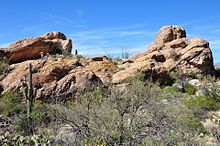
[1, 74, 220, 145]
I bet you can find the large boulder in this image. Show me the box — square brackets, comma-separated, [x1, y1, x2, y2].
[154, 25, 186, 45]
[112, 25, 215, 84]
[0, 32, 72, 64]
[86, 56, 119, 83]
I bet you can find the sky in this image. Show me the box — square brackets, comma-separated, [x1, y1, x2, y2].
[0, 0, 220, 63]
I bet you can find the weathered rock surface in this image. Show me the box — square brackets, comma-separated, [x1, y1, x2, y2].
[87, 56, 119, 83]
[0, 26, 217, 99]
[112, 25, 215, 84]
[0, 32, 72, 64]
[154, 25, 186, 45]
[0, 56, 119, 100]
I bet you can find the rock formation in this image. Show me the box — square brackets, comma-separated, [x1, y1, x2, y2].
[0, 56, 118, 100]
[0, 25, 216, 99]
[113, 25, 215, 84]
[0, 32, 72, 64]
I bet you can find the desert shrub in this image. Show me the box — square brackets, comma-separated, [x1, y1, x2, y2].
[184, 96, 219, 117]
[215, 67, 220, 78]
[0, 132, 60, 146]
[47, 81, 203, 145]
[185, 84, 197, 95]
[161, 85, 188, 102]
[84, 136, 107, 146]
[170, 67, 194, 81]
[0, 59, 10, 75]
[75, 55, 83, 66]
[0, 92, 24, 117]
[169, 49, 179, 61]
[124, 71, 146, 83]
[33, 100, 51, 126]
[163, 85, 180, 93]
[65, 54, 75, 60]
[16, 113, 32, 135]
[202, 79, 220, 102]
[15, 100, 50, 135]
[170, 68, 184, 80]
[80, 86, 106, 103]
[201, 74, 217, 83]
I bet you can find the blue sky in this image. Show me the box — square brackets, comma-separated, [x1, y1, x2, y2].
[0, 0, 220, 63]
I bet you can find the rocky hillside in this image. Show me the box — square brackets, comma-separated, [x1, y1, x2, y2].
[0, 25, 217, 100]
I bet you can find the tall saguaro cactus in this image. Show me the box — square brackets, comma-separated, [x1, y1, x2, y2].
[23, 63, 37, 135]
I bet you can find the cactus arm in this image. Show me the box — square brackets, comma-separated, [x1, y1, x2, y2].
[28, 63, 32, 88]
[23, 86, 28, 99]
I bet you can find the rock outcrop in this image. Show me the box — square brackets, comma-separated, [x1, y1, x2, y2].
[154, 25, 186, 45]
[113, 25, 215, 84]
[0, 26, 216, 99]
[0, 56, 119, 100]
[0, 32, 72, 64]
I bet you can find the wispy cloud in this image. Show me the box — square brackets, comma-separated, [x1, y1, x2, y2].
[70, 25, 154, 57]
[210, 40, 220, 49]
[36, 12, 73, 24]
[21, 25, 46, 34]
[210, 40, 220, 63]
[183, 20, 220, 63]
[76, 9, 84, 17]
[74, 24, 86, 28]
[70, 22, 220, 62]
[76, 44, 148, 57]
[20, 11, 75, 34]
[212, 29, 220, 33]
[0, 42, 10, 48]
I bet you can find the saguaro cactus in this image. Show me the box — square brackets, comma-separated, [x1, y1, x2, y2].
[75, 49, 78, 56]
[22, 63, 37, 135]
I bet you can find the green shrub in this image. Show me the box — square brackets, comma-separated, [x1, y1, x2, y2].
[0, 59, 10, 75]
[47, 81, 203, 145]
[65, 54, 75, 60]
[184, 96, 219, 117]
[160, 85, 189, 102]
[0, 132, 59, 146]
[176, 109, 205, 132]
[75, 55, 83, 66]
[185, 85, 197, 95]
[0, 92, 24, 117]
[163, 86, 180, 93]
[32, 100, 50, 128]
[15, 100, 49, 135]
[124, 72, 146, 83]
[84, 136, 107, 146]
